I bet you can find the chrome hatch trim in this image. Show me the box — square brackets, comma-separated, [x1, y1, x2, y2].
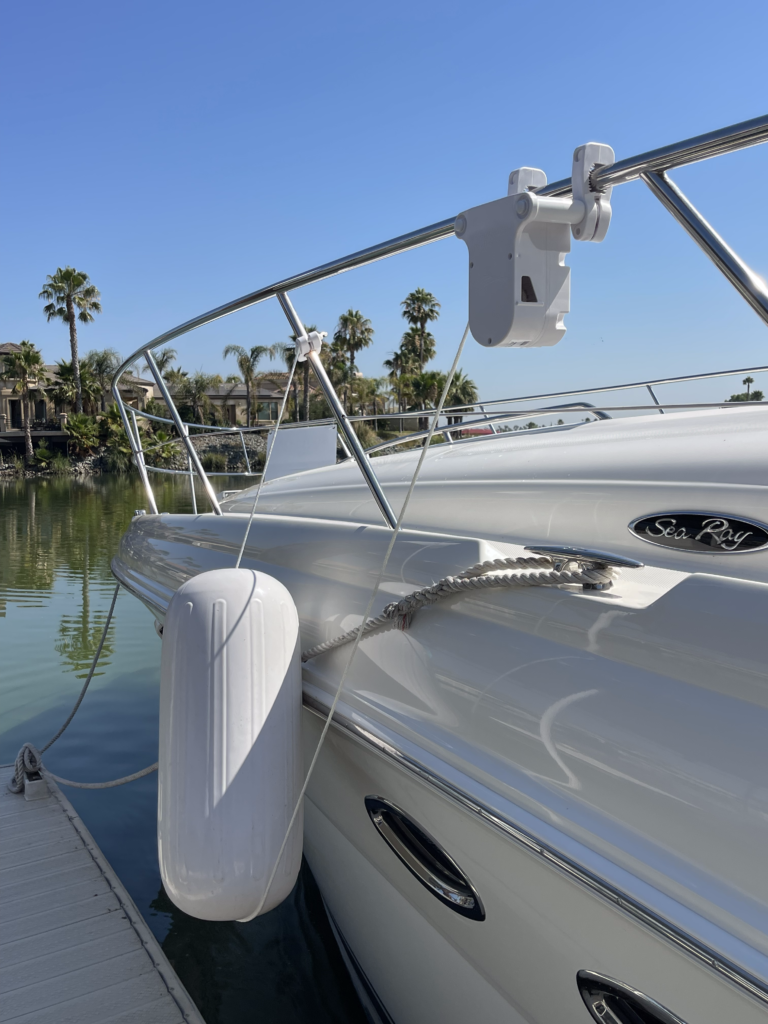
[303, 691, 768, 1009]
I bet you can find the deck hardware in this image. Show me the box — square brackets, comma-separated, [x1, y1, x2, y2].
[365, 796, 485, 920]
[526, 545, 643, 590]
[455, 142, 614, 349]
[577, 971, 687, 1024]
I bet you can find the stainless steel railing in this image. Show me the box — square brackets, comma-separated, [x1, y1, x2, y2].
[112, 114, 768, 519]
[124, 364, 768, 509]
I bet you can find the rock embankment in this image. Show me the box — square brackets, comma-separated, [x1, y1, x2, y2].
[153, 432, 267, 472]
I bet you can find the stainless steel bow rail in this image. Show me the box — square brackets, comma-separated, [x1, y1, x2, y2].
[112, 114, 768, 520]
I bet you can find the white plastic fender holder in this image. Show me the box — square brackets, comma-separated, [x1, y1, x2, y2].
[455, 143, 614, 349]
[158, 568, 303, 921]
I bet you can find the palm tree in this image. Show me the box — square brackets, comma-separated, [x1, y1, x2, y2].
[178, 371, 223, 425]
[51, 359, 102, 415]
[446, 370, 478, 433]
[164, 367, 188, 387]
[333, 310, 374, 371]
[84, 348, 121, 412]
[1, 341, 49, 463]
[744, 376, 755, 397]
[39, 267, 102, 414]
[383, 351, 406, 414]
[143, 347, 177, 379]
[222, 344, 274, 427]
[272, 341, 300, 422]
[401, 288, 440, 371]
[400, 326, 435, 372]
[410, 371, 447, 431]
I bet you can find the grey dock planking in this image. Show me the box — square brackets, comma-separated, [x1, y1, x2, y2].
[0, 765, 205, 1024]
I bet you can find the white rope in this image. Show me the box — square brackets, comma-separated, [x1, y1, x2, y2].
[7, 582, 159, 794]
[11, 742, 158, 789]
[252, 322, 472, 918]
[301, 556, 619, 660]
[235, 352, 299, 570]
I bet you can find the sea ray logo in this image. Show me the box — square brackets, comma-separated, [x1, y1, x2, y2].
[628, 512, 768, 554]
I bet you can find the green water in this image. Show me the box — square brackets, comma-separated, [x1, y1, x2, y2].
[0, 474, 365, 1024]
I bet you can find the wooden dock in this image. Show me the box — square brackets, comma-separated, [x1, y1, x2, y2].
[0, 765, 205, 1024]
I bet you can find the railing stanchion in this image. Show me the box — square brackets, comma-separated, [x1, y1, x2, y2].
[144, 351, 222, 515]
[239, 429, 252, 474]
[128, 403, 159, 514]
[646, 385, 665, 414]
[181, 422, 198, 513]
[276, 291, 398, 529]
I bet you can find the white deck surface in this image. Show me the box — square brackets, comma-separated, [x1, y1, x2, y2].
[0, 765, 205, 1024]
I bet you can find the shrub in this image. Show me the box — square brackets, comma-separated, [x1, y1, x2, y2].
[353, 422, 381, 450]
[201, 452, 227, 472]
[65, 413, 100, 456]
[34, 442, 53, 466]
[50, 453, 70, 475]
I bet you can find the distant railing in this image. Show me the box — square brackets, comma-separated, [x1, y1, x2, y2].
[123, 364, 768, 514]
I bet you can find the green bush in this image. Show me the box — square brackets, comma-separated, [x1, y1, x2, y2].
[34, 442, 53, 466]
[353, 422, 381, 450]
[201, 452, 228, 472]
[50, 453, 70, 475]
[65, 413, 100, 456]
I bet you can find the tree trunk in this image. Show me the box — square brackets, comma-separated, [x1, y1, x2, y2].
[246, 380, 252, 428]
[293, 379, 299, 422]
[23, 391, 34, 464]
[302, 361, 310, 421]
[66, 296, 83, 414]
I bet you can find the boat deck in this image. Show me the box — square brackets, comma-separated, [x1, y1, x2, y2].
[0, 765, 204, 1024]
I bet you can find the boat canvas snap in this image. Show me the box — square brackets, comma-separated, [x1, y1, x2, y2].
[629, 512, 768, 553]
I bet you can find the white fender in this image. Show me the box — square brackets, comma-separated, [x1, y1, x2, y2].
[158, 568, 303, 921]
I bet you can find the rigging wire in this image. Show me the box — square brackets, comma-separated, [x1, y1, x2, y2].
[251, 321, 471, 918]
[235, 352, 300, 570]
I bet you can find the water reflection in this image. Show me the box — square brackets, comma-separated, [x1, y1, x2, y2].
[151, 865, 365, 1024]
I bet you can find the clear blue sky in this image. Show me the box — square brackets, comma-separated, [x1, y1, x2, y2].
[2, 0, 767, 405]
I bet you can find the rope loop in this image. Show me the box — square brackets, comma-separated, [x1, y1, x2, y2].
[301, 555, 620, 661]
[7, 743, 43, 794]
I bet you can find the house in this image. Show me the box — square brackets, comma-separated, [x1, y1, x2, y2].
[155, 373, 304, 426]
[0, 342, 155, 444]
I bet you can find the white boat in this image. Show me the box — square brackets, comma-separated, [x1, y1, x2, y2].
[111, 115, 768, 1024]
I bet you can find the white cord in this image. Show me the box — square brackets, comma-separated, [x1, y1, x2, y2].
[235, 352, 300, 570]
[252, 322, 471, 917]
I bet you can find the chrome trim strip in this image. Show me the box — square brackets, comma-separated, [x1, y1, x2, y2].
[303, 692, 768, 1008]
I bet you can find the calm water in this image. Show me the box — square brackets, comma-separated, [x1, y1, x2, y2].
[0, 473, 365, 1024]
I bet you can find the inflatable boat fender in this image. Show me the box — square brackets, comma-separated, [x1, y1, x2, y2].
[158, 568, 303, 920]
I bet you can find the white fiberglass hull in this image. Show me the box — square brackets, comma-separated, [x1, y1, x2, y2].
[115, 407, 768, 1022]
